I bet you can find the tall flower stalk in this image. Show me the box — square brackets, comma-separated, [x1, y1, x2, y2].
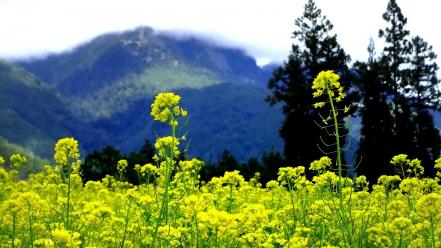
[149, 92, 187, 245]
[54, 137, 81, 230]
[312, 70, 349, 198]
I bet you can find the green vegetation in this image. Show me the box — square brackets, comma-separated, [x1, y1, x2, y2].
[0, 60, 82, 158]
[70, 63, 221, 120]
[1, 89, 441, 247]
[0, 136, 48, 176]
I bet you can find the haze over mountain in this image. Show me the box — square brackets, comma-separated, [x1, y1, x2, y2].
[1, 26, 283, 162]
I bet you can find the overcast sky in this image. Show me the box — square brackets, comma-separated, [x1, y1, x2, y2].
[0, 0, 440, 66]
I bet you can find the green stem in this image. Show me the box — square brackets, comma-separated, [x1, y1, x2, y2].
[326, 84, 343, 202]
[12, 214, 16, 248]
[287, 180, 296, 232]
[227, 184, 233, 213]
[28, 205, 33, 247]
[66, 171, 72, 230]
[431, 216, 435, 248]
[151, 112, 177, 246]
[120, 201, 132, 248]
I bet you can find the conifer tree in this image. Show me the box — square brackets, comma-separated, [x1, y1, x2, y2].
[406, 36, 441, 174]
[355, 40, 395, 183]
[268, 0, 353, 167]
[378, 0, 415, 158]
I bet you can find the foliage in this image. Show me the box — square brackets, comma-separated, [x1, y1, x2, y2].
[355, 40, 396, 183]
[2, 90, 441, 247]
[82, 140, 156, 184]
[356, 0, 441, 181]
[267, 0, 355, 167]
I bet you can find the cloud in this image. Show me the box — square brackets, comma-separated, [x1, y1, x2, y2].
[0, 0, 440, 67]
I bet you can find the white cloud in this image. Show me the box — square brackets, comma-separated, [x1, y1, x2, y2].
[0, 0, 440, 66]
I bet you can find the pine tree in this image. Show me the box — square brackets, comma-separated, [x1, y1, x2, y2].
[378, 0, 415, 157]
[355, 39, 395, 183]
[268, 0, 352, 167]
[378, 0, 441, 175]
[378, 0, 411, 102]
[406, 36, 441, 174]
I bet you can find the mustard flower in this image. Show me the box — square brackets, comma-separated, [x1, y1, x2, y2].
[154, 136, 180, 159]
[266, 180, 279, 189]
[416, 193, 441, 218]
[221, 170, 245, 187]
[309, 156, 332, 174]
[286, 236, 309, 248]
[312, 70, 345, 108]
[33, 238, 55, 248]
[408, 158, 424, 177]
[9, 153, 27, 167]
[136, 163, 158, 177]
[355, 175, 369, 191]
[434, 157, 441, 178]
[117, 159, 128, 173]
[158, 225, 182, 246]
[150, 92, 187, 126]
[0, 156, 5, 165]
[179, 158, 204, 172]
[54, 137, 80, 167]
[52, 227, 81, 247]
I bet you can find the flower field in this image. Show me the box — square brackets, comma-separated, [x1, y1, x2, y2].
[1, 73, 441, 247]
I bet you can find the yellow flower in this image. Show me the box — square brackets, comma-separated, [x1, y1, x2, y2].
[266, 180, 279, 189]
[52, 227, 81, 247]
[312, 70, 345, 109]
[9, 153, 27, 167]
[416, 193, 441, 218]
[285, 236, 309, 248]
[54, 137, 80, 166]
[117, 159, 128, 173]
[309, 156, 332, 174]
[150, 92, 187, 126]
[390, 154, 409, 167]
[154, 136, 180, 159]
[34, 238, 55, 248]
[0, 156, 5, 165]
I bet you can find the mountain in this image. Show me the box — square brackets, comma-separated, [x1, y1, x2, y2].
[20, 27, 269, 120]
[88, 83, 283, 162]
[0, 60, 101, 158]
[10, 26, 283, 162]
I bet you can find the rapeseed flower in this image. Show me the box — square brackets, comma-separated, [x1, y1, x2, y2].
[312, 70, 345, 108]
[150, 92, 187, 126]
[154, 136, 180, 158]
[9, 153, 27, 167]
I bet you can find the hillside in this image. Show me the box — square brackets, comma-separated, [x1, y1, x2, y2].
[20, 27, 270, 120]
[6, 27, 283, 162]
[0, 60, 100, 157]
[88, 83, 283, 162]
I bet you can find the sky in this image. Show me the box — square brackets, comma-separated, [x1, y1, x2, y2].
[0, 0, 440, 66]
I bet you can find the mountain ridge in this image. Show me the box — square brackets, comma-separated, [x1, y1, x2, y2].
[2, 26, 284, 162]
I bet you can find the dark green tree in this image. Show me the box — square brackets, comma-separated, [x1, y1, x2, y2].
[260, 150, 284, 183]
[406, 36, 441, 174]
[378, 0, 411, 102]
[355, 39, 396, 183]
[378, 0, 415, 157]
[82, 139, 156, 184]
[240, 157, 263, 181]
[378, 0, 441, 175]
[126, 139, 156, 183]
[82, 146, 123, 182]
[216, 149, 240, 175]
[267, 0, 353, 167]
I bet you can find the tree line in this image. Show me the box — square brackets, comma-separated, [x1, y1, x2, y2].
[267, 0, 441, 183]
[81, 139, 284, 185]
